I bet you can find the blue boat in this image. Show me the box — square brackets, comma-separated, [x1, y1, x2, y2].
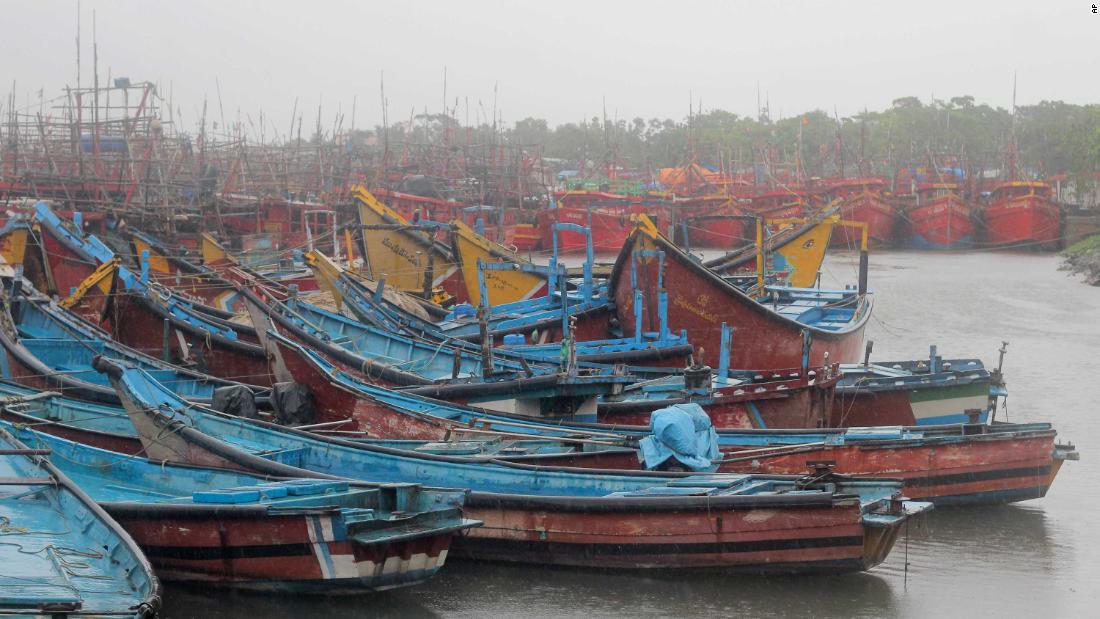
[257, 332, 1077, 505]
[0, 426, 160, 617]
[4, 422, 478, 592]
[0, 285, 264, 405]
[96, 356, 929, 573]
[307, 250, 692, 360]
[0, 379, 634, 462]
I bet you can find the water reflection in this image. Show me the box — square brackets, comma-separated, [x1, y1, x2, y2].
[162, 561, 898, 619]
[161, 584, 441, 619]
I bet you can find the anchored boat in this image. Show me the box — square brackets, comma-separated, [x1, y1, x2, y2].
[609, 225, 873, 369]
[0, 426, 160, 617]
[97, 356, 930, 573]
[982, 181, 1062, 250]
[6, 423, 477, 593]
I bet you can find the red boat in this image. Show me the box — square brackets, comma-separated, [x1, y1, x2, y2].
[608, 226, 872, 370]
[108, 358, 921, 574]
[0, 378, 1075, 507]
[825, 178, 897, 247]
[0, 213, 116, 324]
[745, 189, 806, 220]
[598, 366, 839, 429]
[100, 289, 275, 387]
[905, 183, 976, 249]
[540, 191, 669, 254]
[983, 181, 1062, 250]
[215, 195, 339, 256]
[268, 319, 837, 432]
[521, 423, 1075, 505]
[672, 195, 749, 249]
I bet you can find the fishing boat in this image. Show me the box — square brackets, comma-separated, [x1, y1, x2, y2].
[251, 294, 834, 429]
[905, 183, 976, 249]
[826, 178, 898, 248]
[609, 223, 872, 369]
[95, 268, 274, 386]
[702, 213, 838, 288]
[982, 181, 1062, 250]
[671, 195, 749, 250]
[745, 189, 806, 220]
[371, 187, 464, 236]
[265, 329, 1077, 504]
[352, 185, 464, 303]
[0, 283, 265, 405]
[241, 288, 635, 416]
[307, 248, 617, 346]
[0, 426, 160, 617]
[198, 232, 321, 293]
[832, 349, 1005, 427]
[449, 218, 548, 306]
[1, 365, 1077, 506]
[213, 194, 339, 259]
[0, 207, 118, 324]
[126, 229, 247, 312]
[98, 357, 929, 573]
[6, 422, 477, 593]
[538, 191, 670, 254]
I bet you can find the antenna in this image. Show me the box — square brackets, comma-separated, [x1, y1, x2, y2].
[215, 77, 226, 133]
[75, 0, 81, 89]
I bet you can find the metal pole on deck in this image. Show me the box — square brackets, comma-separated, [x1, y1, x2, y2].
[755, 216, 765, 292]
[717, 323, 731, 385]
[858, 222, 869, 296]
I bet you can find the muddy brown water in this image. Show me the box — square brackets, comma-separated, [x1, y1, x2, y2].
[162, 250, 1097, 618]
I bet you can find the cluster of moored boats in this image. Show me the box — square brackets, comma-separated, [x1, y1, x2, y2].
[0, 189, 1077, 617]
[415, 172, 1065, 255]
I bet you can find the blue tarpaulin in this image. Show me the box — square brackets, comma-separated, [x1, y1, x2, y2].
[638, 403, 720, 472]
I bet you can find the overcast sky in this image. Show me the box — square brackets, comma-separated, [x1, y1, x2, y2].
[3, 0, 1097, 136]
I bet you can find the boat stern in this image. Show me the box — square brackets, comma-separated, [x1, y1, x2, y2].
[860, 497, 934, 570]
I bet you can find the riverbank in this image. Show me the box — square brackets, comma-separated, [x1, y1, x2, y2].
[1060, 234, 1100, 285]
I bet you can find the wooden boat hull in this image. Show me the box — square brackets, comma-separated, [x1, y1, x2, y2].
[353, 185, 465, 302]
[13, 421, 474, 593]
[907, 194, 975, 249]
[684, 215, 748, 249]
[538, 202, 669, 254]
[610, 229, 871, 369]
[104, 292, 274, 386]
[983, 195, 1061, 250]
[105, 505, 456, 591]
[103, 359, 921, 574]
[511, 223, 540, 250]
[455, 495, 894, 572]
[831, 377, 992, 427]
[0, 292, 250, 404]
[450, 220, 547, 307]
[520, 426, 1071, 505]
[598, 370, 838, 429]
[704, 216, 837, 288]
[3, 382, 1073, 507]
[130, 232, 245, 311]
[714, 430, 1065, 505]
[830, 192, 897, 248]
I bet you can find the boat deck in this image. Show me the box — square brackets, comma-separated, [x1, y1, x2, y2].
[0, 453, 148, 613]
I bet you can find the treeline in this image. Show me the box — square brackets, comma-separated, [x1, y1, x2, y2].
[355, 96, 1100, 187]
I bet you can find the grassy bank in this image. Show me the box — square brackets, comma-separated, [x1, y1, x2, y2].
[1061, 234, 1100, 285]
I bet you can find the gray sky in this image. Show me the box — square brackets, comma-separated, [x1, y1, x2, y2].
[3, 0, 1097, 136]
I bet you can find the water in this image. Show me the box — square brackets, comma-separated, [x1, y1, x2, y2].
[161, 250, 1098, 618]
